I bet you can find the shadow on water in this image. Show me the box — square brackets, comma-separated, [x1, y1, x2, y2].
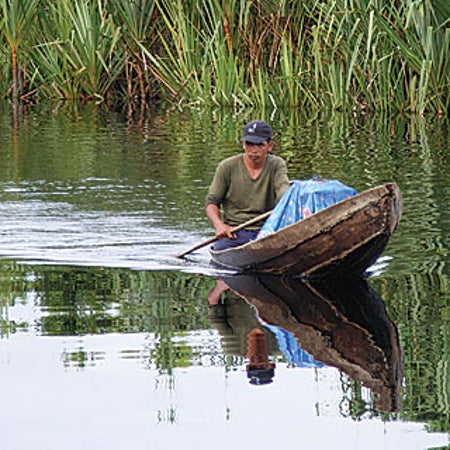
[214, 273, 404, 413]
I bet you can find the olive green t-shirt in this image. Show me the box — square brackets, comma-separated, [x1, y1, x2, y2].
[205, 154, 290, 228]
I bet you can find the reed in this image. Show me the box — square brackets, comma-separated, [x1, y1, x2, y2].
[109, 0, 157, 103]
[0, 0, 448, 116]
[31, 0, 123, 101]
[140, 0, 204, 106]
[374, 0, 450, 115]
[299, 0, 449, 115]
[0, 0, 40, 99]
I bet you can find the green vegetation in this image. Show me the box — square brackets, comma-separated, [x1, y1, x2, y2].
[371, 272, 450, 433]
[0, 262, 214, 370]
[0, 0, 449, 115]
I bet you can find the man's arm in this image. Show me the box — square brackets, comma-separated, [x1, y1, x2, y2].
[206, 203, 235, 239]
[207, 279, 229, 306]
[205, 159, 236, 239]
[273, 157, 290, 201]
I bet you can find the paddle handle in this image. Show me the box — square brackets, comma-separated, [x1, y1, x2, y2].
[176, 210, 273, 258]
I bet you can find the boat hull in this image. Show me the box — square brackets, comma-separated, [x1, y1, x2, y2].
[210, 183, 402, 276]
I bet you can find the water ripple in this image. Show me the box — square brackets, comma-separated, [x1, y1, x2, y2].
[0, 195, 217, 274]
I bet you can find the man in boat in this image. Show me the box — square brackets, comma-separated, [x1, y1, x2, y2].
[205, 120, 290, 250]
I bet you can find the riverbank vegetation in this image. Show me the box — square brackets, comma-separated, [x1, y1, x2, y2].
[0, 0, 449, 116]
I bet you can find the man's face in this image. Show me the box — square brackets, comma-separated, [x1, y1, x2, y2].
[242, 140, 273, 164]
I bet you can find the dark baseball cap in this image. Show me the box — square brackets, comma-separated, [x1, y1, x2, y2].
[241, 120, 272, 144]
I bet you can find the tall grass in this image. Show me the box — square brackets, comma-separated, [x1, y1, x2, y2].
[0, 0, 448, 116]
[30, 0, 123, 102]
[142, 0, 204, 104]
[0, 0, 40, 99]
[375, 1, 450, 115]
[110, 0, 156, 103]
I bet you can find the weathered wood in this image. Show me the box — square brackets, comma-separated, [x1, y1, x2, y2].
[210, 183, 402, 276]
[222, 273, 404, 412]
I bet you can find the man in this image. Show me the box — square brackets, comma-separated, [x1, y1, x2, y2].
[205, 120, 290, 250]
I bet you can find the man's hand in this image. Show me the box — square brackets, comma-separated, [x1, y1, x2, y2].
[214, 223, 236, 240]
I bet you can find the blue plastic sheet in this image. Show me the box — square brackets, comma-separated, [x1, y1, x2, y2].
[257, 178, 358, 239]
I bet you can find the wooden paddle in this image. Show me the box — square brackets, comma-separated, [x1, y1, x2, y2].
[176, 210, 273, 258]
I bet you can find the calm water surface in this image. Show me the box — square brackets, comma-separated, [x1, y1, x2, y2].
[0, 103, 449, 450]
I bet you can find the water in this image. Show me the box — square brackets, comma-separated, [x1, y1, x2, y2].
[0, 103, 449, 449]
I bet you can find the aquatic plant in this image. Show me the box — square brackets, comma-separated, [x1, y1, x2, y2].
[30, 0, 123, 101]
[141, 0, 205, 105]
[109, 0, 157, 104]
[0, 0, 448, 116]
[137, 0, 450, 115]
[0, 0, 40, 99]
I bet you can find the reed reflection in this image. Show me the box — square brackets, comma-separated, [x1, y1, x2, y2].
[208, 274, 404, 413]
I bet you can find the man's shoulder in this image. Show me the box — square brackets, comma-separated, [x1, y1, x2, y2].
[217, 154, 242, 169]
[267, 153, 287, 167]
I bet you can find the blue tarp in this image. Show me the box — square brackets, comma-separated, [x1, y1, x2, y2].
[257, 177, 358, 239]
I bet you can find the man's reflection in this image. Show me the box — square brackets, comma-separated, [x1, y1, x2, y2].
[246, 328, 275, 385]
[211, 273, 404, 413]
[208, 279, 322, 386]
[207, 278, 277, 364]
[207, 278, 229, 307]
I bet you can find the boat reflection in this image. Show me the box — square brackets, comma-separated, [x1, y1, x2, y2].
[208, 274, 403, 412]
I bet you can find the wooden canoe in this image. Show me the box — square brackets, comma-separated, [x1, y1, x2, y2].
[210, 183, 402, 277]
[222, 273, 404, 412]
